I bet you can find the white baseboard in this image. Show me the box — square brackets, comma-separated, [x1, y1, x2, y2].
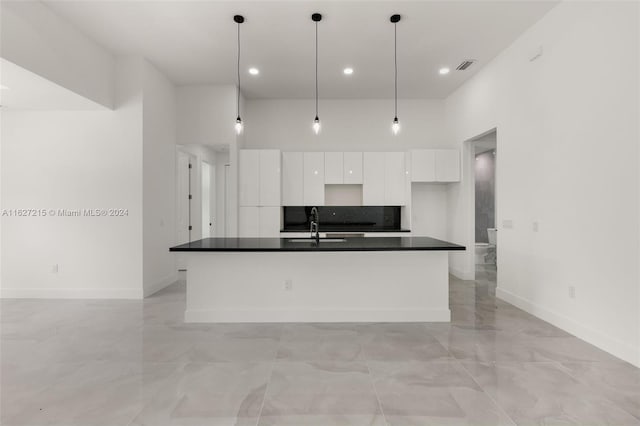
[0, 287, 143, 299]
[144, 273, 179, 298]
[185, 308, 451, 323]
[496, 287, 640, 367]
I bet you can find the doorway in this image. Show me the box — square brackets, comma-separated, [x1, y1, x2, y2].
[467, 129, 498, 281]
[175, 148, 195, 271]
[201, 161, 215, 238]
[176, 149, 194, 245]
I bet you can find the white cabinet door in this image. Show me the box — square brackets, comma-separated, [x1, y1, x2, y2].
[239, 150, 259, 206]
[436, 149, 460, 182]
[239, 206, 259, 237]
[363, 152, 385, 205]
[282, 152, 304, 206]
[343, 152, 363, 184]
[259, 150, 281, 206]
[303, 152, 325, 206]
[384, 152, 406, 205]
[324, 152, 344, 184]
[258, 207, 280, 237]
[410, 150, 437, 182]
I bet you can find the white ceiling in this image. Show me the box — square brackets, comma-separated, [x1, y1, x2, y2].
[43, 1, 558, 99]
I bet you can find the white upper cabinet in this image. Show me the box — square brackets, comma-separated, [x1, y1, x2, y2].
[363, 152, 386, 205]
[282, 152, 304, 206]
[384, 152, 406, 205]
[343, 152, 363, 184]
[324, 152, 344, 184]
[325, 152, 363, 185]
[410, 150, 436, 182]
[259, 150, 281, 206]
[410, 149, 460, 182]
[303, 152, 325, 206]
[239, 150, 260, 206]
[240, 149, 281, 206]
[435, 149, 460, 182]
[364, 152, 407, 205]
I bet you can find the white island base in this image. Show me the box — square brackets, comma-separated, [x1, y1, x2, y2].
[184, 251, 450, 323]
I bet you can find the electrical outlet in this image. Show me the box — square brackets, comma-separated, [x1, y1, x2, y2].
[503, 220, 514, 229]
[532, 221, 539, 232]
[568, 286, 576, 299]
[51, 264, 59, 273]
[284, 279, 293, 291]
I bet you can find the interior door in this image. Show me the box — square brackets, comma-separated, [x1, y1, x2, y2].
[201, 161, 215, 238]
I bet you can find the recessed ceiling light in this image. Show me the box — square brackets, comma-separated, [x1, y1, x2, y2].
[343, 67, 354, 75]
[439, 67, 450, 75]
[248, 67, 259, 76]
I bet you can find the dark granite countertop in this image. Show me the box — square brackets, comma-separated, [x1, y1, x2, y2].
[280, 227, 411, 233]
[169, 237, 465, 252]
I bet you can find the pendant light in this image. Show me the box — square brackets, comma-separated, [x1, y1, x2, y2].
[390, 14, 401, 135]
[312, 13, 322, 135]
[234, 15, 244, 135]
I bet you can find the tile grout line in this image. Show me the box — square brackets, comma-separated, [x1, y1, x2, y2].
[364, 359, 389, 426]
[456, 359, 517, 426]
[254, 360, 275, 426]
[254, 328, 283, 426]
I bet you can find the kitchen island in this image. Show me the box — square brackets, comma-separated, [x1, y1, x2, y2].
[170, 236, 465, 323]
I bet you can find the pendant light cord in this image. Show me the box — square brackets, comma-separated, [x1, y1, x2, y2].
[237, 21, 241, 118]
[315, 20, 319, 118]
[394, 22, 398, 118]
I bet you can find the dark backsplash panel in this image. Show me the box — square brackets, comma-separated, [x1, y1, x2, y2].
[282, 206, 401, 231]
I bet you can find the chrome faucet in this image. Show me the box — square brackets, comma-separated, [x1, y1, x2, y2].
[310, 206, 320, 242]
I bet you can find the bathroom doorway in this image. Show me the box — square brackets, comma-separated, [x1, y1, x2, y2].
[469, 130, 497, 278]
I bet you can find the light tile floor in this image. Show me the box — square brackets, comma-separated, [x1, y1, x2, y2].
[2, 265, 639, 425]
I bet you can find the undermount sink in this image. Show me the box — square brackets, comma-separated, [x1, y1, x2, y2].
[287, 238, 347, 243]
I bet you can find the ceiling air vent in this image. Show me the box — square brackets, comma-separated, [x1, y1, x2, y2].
[456, 60, 476, 71]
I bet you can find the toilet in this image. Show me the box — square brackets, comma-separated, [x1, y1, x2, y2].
[475, 243, 490, 264]
[475, 228, 497, 264]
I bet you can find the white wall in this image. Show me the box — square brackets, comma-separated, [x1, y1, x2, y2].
[0, 1, 114, 108]
[245, 99, 447, 151]
[142, 60, 177, 297]
[177, 85, 238, 146]
[445, 1, 640, 366]
[411, 184, 449, 240]
[1, 56, 180, 299]
[0, 57, 143, 298]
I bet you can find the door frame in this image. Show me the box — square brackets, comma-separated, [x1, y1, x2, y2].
[463, 127, 498, 281]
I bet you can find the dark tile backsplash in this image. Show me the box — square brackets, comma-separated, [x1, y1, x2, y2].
[283, 206, 401, 231]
